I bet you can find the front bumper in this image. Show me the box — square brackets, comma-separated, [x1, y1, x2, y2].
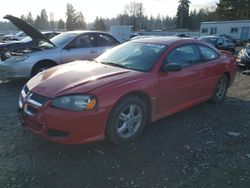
[18, 89, 112, 145]
[0, 60, 31, 80]
[237, 57, 250, 68]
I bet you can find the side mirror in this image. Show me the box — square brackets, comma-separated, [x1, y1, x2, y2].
[162, 63, 182, 72]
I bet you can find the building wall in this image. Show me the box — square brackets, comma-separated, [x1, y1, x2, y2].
[200, 21, 250, 41]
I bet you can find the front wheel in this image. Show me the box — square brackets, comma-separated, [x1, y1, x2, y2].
[211, 75, 229, 104]
[31, 62, 55, 77]
[106, 96, 147, 144]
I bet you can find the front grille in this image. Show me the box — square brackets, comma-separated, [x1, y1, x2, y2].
[26, 105, 38, 115]
[24, 85, 29, 95]
[28, 93, 49, 107]
[19, 85, 50, 116]
[21, 115, 43, 131]
[21, 85, 29, 99]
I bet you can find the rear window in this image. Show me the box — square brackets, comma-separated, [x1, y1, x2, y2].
[198, 45, 218, 61]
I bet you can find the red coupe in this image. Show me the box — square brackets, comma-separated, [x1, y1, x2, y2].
[18, 37, 237, 144]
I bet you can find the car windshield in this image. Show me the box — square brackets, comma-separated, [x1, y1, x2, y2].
[200, 37, 218, 46]
[15, 31, 24, 36]
[96, 42, 166, 72]
[21, 36, 32, 42]
[51, 33, 76, 47]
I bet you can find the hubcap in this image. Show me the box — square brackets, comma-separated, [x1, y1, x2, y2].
[116, 104, 142, 139]
[216, 78, 227, 100]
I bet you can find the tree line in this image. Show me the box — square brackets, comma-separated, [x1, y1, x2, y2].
[0, 0, 250, 32]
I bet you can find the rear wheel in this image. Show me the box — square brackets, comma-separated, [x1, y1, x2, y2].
[106, 96, 147, 144]
[211, 75, 229, 104]
[31, 62, 56, 77]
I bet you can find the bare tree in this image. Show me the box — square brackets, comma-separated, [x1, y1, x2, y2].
[124, 1, 144, 30]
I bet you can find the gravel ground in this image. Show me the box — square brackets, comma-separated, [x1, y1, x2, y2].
[0, 71, 250, 188]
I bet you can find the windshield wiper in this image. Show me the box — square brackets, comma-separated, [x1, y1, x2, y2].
[101, 62, 128, 69]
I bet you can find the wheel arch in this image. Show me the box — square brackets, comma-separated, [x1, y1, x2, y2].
[112, 91, 153, 122]
[31, 59, 58, 76]
[224, 71, 231, 85]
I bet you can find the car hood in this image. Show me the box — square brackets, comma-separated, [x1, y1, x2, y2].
[4, 15, 55, 47]
[27, 61, 140, 98]
[0, 41, 21, 48]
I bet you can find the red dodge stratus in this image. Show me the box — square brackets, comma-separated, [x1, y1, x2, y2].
[18, 37, 237, 145]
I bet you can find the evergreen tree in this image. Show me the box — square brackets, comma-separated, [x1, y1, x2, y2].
[49, 13, 56, 30]
[75, 12, 87, 30]
[94, 17, 106, 31]
[58, 19, 65, 30]
[40, 9, 49, 30]
[66, 3, 77, 30]
[217, 0, 250, 20]
[34, 15, 42, 29]
[20, 15, 26, 21]
[26, 12, 34, 25]
[176, 0, 191, 29]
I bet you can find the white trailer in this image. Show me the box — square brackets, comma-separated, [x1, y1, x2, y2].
[109, 25, 133, 43]
[200, 20, 250, 42]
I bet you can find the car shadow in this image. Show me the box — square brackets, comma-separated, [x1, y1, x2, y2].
[2, 89, 250, 187]
[20, 96, 250, 156]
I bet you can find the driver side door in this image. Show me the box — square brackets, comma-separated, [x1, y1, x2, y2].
[157, 44, 204, 114]
[60, 34, 98, 64]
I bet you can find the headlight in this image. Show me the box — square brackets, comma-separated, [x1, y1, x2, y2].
[51, 95, 97, 111]
[4, 55, 29, 63]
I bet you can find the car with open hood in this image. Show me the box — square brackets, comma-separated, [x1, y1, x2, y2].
[2, 31, 27, 42]
[0, 15, 120, 80]
[18, 37, 237, 145]
[0, 31, 61, 61]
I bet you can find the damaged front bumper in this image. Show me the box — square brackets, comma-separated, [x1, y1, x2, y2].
[0, 60, 32, 80]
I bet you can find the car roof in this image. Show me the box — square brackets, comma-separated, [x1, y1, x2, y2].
[130, 36, 198, 46]
[199, 36, 218, 39]
[64, 30, 113, 35]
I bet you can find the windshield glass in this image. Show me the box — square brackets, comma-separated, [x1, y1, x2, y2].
[96, 42, 166, 72]
[200, 37, 217, 46]
[51, 33, 76, 47]
[21, 36, 32, 43]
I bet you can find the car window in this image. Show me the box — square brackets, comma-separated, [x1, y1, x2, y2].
[96, 34, 119, 47]
[198, 45, 218, 61]
[44, 33, 58, 39]
[224, 39, 233, 45]
[165, 45, 200, 67]
[51, 33, 76, 47]
[69, 34, 95, 49]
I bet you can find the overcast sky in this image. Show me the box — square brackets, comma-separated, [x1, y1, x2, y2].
[0, 0, 219, 23]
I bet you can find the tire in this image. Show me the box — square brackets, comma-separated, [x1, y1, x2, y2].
[211, 75, 229, 104]
[31, 62, 55, 77]
[106, 96, 147, 144]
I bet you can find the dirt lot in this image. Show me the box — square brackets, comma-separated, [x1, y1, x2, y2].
[0, 71, 250, 188]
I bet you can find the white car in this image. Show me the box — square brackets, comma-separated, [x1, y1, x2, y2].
[3, 31, 27, 42]
[0, 15, 120, 80]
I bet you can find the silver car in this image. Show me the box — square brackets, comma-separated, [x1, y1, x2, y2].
[0, 15, 120, 80]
